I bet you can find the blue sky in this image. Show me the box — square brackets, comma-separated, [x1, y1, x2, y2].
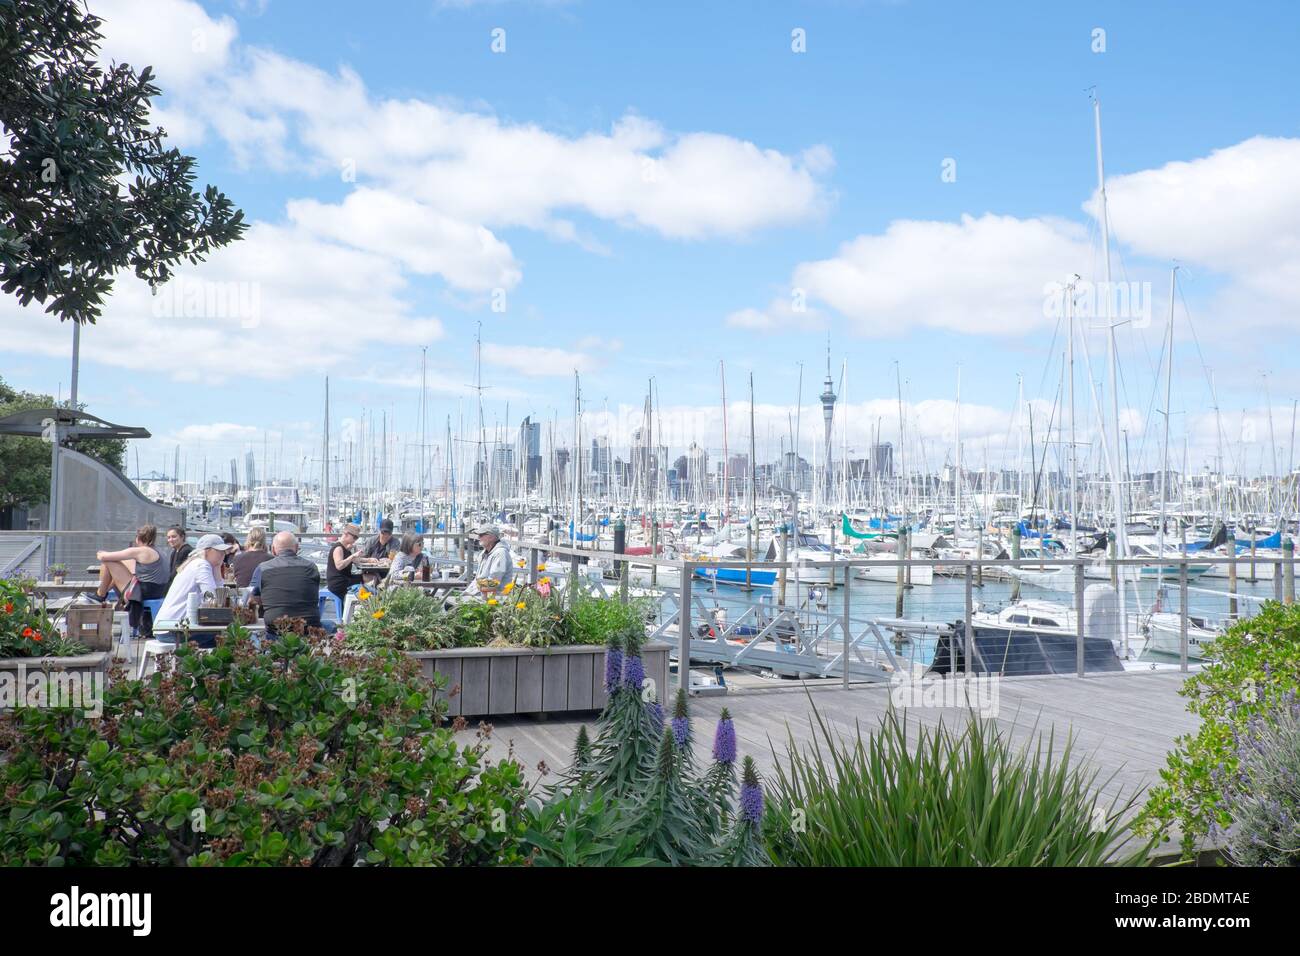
[4, 0, 1299, 484]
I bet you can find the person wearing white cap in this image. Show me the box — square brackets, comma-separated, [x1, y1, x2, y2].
[462, 523, 512, 601]
[156, 533, 235, 628]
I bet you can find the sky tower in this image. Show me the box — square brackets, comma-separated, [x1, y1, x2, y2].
[820, 341, 836, 499]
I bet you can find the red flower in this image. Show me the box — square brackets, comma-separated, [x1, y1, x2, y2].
[31, 631, 42, 642]
[22, 627, 33, 638]
[2, 602, 13, 613]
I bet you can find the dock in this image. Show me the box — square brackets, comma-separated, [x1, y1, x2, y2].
[454, 669, 1198, 814]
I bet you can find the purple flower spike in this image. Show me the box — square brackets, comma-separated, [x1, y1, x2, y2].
[647, 700, 665, 735]
[604, 648, 624, 693]
[739, 756, 763, 822]
[712, 711, 736, 764]
[623, 654, 645, 691]
[671, 716, 691, 749]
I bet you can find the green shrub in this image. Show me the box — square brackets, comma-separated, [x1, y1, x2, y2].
[1136, 600, 1300, 858]
[339, 585, 639, 652]
[0, 628, 529, 866]
[1215, 694, 1300, 866]
[489, 590, 572, 647]
[764, 704, 1150, 866]
[341, 586, 461, 651]
[569, 591, 651, 646]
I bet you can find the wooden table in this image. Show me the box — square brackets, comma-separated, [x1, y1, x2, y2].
[33, 580, 97, 600]
[407, 579, 469, 596]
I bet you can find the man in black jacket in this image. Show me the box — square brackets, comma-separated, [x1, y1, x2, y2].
[250, 531, 322, 634]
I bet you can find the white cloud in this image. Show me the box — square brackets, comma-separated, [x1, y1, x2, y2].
[788, 214, 1091, 337]
[287, 189, 521, 293]
[1094, 136, 1300, 325]
[92, 0, 237, 90]
[0, 223, 444, 383]
[148, 40, 831, 241]
[725, 295, 825, 333]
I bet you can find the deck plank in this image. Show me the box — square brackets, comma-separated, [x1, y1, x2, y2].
[457, 670, 1198, 811]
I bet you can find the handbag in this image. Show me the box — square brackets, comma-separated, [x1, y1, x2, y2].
[121, 575, 142, 603]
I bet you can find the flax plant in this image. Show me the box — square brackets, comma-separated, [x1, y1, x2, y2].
[764, 702, 1153, 867]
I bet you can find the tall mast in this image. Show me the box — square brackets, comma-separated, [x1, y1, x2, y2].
[720, 360, 729, 523]
[1068, 278, 1078, 555]
[323, 377, 331, 529]
[1094, 93, 1129, 654]
[748, 373, 757, 518]
[955, 365, 962, 532]
[1157, 268, 1176, 587]
[895, 362, 906, 521]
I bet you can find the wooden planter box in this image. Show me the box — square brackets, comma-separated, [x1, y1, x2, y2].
[408, 641, 671, 718]
[0, 652, 112, 712]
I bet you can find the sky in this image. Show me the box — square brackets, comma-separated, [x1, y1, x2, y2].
[3, 0, 1299, 486]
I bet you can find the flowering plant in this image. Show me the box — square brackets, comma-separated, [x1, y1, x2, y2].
[0, 579, 87, 658]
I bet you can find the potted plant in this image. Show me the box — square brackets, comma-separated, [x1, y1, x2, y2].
[1, 579, 106, 705]
[49, 564, 67, 585]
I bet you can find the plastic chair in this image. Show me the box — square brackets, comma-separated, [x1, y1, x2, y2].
[319, 589, 344, 622]
[142, 598, 164, 631]
[134, 599, 171, 679]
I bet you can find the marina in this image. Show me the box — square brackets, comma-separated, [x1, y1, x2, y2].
[2, 0, 1299, 914]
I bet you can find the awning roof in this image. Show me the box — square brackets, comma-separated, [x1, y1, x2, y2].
[0, 407, 151, 440]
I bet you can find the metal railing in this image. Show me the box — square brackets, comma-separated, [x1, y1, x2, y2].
[7, 530, 1293, 693]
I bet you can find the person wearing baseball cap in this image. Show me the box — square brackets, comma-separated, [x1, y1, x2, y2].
[463, 523, 512, 600]
[363, 518, 399, 561]
[156, 533, 235, 636]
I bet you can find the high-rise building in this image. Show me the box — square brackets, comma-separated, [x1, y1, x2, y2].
[870, 441, 894, 479]
[517, 417, 542, 492]
[686, 442, 709, 500]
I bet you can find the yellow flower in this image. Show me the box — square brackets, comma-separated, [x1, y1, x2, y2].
[358, 588, 371, 600]
[487, 598, 498, 606]
[539, 576, 550, 585]
[537, 563, 547, 571]
[515, 601, 526, 610]
[503, 582, 515, 594]
[371, 609, 386, 620]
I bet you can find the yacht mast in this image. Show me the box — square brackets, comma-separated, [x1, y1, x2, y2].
[1157, 267, 1177, 589]
[1094, 93, 1130, 655]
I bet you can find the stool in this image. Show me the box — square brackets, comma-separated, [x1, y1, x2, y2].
[136, 635, 177, 680]
[318, 589, 344, 622]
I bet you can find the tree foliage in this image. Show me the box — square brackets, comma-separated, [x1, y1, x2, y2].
[0, 0, 246, 325]
[0, 374, 124, 508]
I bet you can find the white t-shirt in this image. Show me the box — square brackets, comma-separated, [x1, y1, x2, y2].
[158, 556, 221, 622]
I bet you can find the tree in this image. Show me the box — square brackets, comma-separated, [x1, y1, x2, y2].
[0, 0, 246, 325]
[0, 374, 124, 508]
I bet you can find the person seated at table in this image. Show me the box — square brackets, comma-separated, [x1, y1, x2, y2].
[220, 532, 240, 577]
[363, 518, 399, 561]
[156, 534, 234, 646]
[89, 524, 169, 637]
[326, 523, 363, 607]
[386, 533, 429, 583]
[462, 524, 513, 601]
[233, 526, 273, 587]
[165, 526, 192, 584]
[251, 531, 323, 635]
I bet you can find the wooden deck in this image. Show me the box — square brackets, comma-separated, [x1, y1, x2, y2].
[454, 669, 1198, 811]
